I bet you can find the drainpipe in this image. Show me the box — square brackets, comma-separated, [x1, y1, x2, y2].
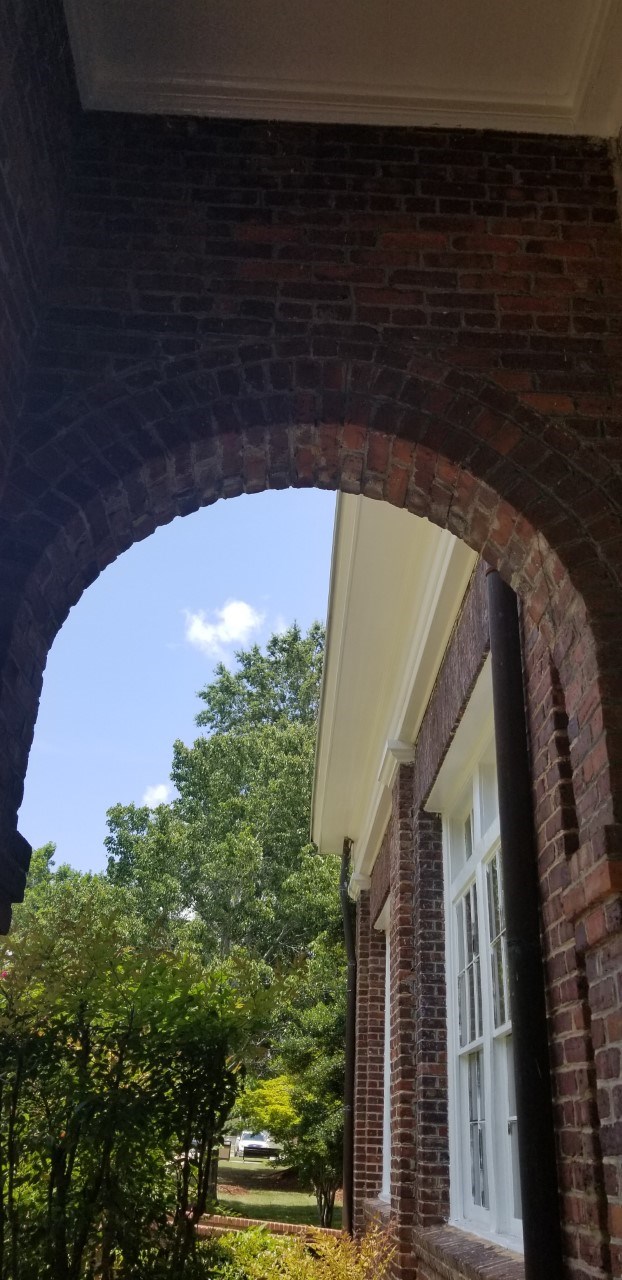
[340, 837, 356, 1236]
[486, 570, 563, 1280]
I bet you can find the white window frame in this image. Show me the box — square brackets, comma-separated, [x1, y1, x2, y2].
[429, 662, 523, 1252]
[374, 898, 391, 1204]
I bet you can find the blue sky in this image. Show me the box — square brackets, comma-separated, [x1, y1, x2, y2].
[19, 489, 337, 873]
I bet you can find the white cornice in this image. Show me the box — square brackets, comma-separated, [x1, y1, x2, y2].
[64, 0, 622, 137]
[81, 72, 584, 134]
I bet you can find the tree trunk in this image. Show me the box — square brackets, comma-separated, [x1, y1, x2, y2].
[316, 1183, 336, 1228]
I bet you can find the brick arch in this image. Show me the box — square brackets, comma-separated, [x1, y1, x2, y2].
[2, 339, 622, 938]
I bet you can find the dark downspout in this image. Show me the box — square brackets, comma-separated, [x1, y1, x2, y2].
[486, 570, 563, 1279]
[340, 838, 356, 1236]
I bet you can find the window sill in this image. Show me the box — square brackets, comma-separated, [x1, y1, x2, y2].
[413, 1224, 524, 1280]
[363, 1196, 392, 1225]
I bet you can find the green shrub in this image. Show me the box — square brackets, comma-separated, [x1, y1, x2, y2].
[208, 1225, 394, 1280]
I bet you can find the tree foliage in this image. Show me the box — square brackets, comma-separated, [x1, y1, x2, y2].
[194, 623, 325, 734]
[106, 624, 339, 967]
[0, 863, 258, 1279]
[13, 621, 345, 1269]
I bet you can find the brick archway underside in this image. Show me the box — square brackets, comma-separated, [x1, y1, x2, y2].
[1, 337, 622, 935]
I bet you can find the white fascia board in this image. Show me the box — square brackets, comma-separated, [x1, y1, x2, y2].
[311, 493, 361, 851]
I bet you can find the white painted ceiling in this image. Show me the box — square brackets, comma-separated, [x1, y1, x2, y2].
[64, 0, 622, 135]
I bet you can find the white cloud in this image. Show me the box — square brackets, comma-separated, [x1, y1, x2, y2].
[142, 783, 171, 807]
[274, 614, 289, 635]
[184, 600, 264, 658]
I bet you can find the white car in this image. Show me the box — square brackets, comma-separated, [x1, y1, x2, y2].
[234, 1130, 280, 1160]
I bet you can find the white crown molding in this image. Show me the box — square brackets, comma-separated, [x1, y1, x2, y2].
[64, 0, 622, 136]
[83, 71, 581, 134]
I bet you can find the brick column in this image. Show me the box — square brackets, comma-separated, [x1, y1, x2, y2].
[413, 808, 449, 1227]
[522, 623, 613, 1279]
[353, 888, 386, 1234]
[388, 767, 450, 1276]
[388, 765, 418, 1280]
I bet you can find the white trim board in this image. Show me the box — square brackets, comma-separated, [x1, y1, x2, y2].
[64, 0, 622, 136]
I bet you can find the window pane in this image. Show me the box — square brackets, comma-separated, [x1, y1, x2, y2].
[465, 891, 474, 962]
[465, 811, 473, 860]
[468, 1051, 488, 1209]
[458, 971, 467, 1048]
[488, 855, 500, 938]
[472, 887, 482, 1038]
[479, 763, 499, 833]
[475, 956, 483, 1039]
[457, 885, 482, 1047]
[506, 1038, 522, 1220]
[456, 898, 465, 969]
[472, 884, 480, 956]
[491, 941, 506, 1026]
[486, 851, 508, 1028]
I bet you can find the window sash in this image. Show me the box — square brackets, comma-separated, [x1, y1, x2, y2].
[445, 761, 523, 1248]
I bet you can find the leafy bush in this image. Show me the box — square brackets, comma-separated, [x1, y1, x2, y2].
[204, 1225, 394, 1280]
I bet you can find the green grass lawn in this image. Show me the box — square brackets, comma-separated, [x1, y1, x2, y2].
[216, 1156, 343, 1230]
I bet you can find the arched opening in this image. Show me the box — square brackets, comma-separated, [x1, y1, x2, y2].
[18, 487, 336, 868]
[1, 341, 621, 1276]
[2, 343, 620, 919]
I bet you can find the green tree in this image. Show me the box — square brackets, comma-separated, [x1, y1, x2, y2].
[274, 938, 346, 1228]
[104, 623, 346, 1233]
[0, 859, 256, 1279]
[194, 622, 325, 733]
[106, 624, 340, 967]
[236, 938, 346, 1228]
[232, 1075, 297, 1145]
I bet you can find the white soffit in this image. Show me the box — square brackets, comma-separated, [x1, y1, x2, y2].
[64, 0, 622, 136]
[311, 494, 477, 881]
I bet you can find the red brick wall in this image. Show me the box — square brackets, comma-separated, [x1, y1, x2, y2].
[387, 767, 418, 1280]
[522, 622, 613, 1280]
[2, 118, 622, 944]
[0, 0, 76, 491]
[0, 96, 620, 1268]
[0, 0, 77, 913]
[388, 779, 448, 1279]
[354, 570, 488, 1277]
[353, 890, 386, 1231]
[354, 564, 622, 1278]
[31, 115, 622, 412]
[411, 809, 447, 1230]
